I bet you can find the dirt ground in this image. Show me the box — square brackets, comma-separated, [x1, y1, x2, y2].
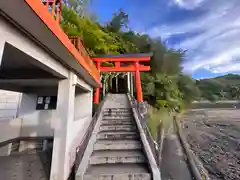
[181, 109, 240, 180]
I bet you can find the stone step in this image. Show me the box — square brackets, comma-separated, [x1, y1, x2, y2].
[94, 140, 142, 151]
[101, 120, 134, 126]
[90, 150, 146, 165]
[103, 116, 133, 120]
[84, 164, 151, 180]
[101, 118, 133, 122]
[103, 110, 132, 113]
[104, 108, 130, 112]
[101, 120, 134, 124]
[97, 131, 139, 140]
[103, 115, 133, 118]
[103, 112, 132, 115]
[103, 110, 132, 115]
[99, 125, 136, 132]
[102, 116, 133, 120]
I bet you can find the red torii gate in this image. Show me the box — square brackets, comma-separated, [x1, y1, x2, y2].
[92, 53, 152, 104]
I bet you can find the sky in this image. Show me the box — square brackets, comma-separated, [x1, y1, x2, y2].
[89, 0, 240, 79]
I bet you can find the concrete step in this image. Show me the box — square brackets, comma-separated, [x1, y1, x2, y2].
[101, 118, 133, 122]
[103, 115, 133, 119]
[103, 110, 132, 114]
[90, 150, 146, 164]
[101, 120, 134, 126]
[103, 112, 132, 115]
[97, 131, 139, 140]
[104, 108, 130, 112]
[99, 125, 136, 132]
[94, 140, 142, 150]
[84, 164, 151, 180]
[103, 116, 133, 120]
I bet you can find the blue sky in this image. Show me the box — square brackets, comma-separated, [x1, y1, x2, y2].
[89, 0, 240, 79]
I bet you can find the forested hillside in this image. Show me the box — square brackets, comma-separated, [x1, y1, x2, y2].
[61, 0, 227, 112]
[197, 74, 240, 101]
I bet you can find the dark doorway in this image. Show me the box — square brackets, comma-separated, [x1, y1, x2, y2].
[111, 77, 117, 93]
[118, 77, 127, 93]
[109, 76, 128, 94]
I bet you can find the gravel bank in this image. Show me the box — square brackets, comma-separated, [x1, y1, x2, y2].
[181, 109, 240, 180]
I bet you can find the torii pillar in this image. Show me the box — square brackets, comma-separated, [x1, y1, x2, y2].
[134, 62, 143, 102]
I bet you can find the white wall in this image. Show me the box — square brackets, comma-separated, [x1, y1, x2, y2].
[0, 90, 20, 120]
[67, 89, 93, 156]
[74, 89, 93, 121]
[0, 90, 56, 142]
[18, 93, 55, 137]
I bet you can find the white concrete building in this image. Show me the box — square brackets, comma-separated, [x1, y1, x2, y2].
[0, 0, 101, 180]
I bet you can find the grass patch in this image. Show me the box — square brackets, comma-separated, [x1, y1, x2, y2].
[147, 107, 173, 140]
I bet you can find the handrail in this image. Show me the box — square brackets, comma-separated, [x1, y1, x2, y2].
[127, 94, 161, 180]
[0, 136, 53, 148]
[129, 96, 159, 159]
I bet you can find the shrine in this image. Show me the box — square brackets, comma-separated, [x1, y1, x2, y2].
[92, 53, 152, 104]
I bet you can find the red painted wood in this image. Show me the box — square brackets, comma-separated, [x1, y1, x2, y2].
[93, 62, 101, 104]
[99, 65, 150, 72]
[115, 62, 120, 68]
[93, 57, 151, 62]
[93, 88, 100, 104]
[135, 62, 143, 102]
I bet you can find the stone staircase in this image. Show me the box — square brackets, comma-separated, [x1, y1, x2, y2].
[82, 105, 152, 180]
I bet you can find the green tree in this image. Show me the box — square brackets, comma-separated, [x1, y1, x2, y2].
[219, 90, 226, 100]
[63, 0, 89, 16]
[230, 86, 240, 99]
[105, 9, 129, 33]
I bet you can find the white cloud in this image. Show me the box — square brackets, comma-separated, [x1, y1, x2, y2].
[184, 48, 240, 73]
[147, 0, 240, 74]
[171, 0, 205, 10]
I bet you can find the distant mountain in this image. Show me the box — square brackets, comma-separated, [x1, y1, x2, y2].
[196, 74, 240, 101]
[214, 74, 240, 86]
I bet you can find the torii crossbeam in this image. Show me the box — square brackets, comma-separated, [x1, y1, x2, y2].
[92, 53, 152, 104]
